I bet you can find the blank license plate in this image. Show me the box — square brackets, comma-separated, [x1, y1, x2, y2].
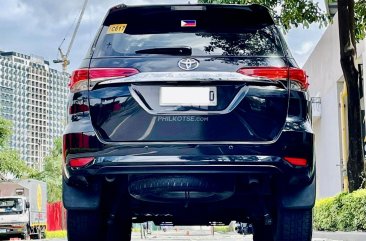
[160, 87, 217, 106]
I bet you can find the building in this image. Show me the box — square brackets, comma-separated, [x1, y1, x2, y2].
[0, 51, 69, 169]
[303, 14, 366, 198]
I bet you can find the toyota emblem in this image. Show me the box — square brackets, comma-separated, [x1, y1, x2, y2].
[178, 58, 200, 71]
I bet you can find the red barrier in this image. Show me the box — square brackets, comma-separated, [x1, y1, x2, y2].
[47, 202, 66, 231]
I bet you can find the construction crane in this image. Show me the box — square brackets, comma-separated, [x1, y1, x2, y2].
[53, 0, 88, 73]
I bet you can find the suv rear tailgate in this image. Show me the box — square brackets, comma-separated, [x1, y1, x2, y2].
[87, 4, 290, 143]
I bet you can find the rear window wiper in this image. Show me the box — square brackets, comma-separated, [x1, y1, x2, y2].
[135, 46, 192, 56]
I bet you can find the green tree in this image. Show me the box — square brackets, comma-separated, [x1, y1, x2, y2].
[200, 0, 328, 29]
[32, 138, 62, 202]
[0, 149, 33, 178]
[354, 0, 366, 41]
[199, 0, 366, 191]
[199, 0, 365, 39]
[0, 117, 12, 148]
[0, 116, 34, 178]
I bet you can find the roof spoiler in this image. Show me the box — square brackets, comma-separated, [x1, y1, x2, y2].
[104, 4, 275, 26]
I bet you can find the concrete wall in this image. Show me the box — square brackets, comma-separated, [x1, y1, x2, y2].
[303, 15, 343, 198]
[303, 14, 366, 198]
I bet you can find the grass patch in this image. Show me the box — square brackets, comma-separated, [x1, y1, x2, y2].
[45, 230, 67, 239]
[213, 226, 233, 233]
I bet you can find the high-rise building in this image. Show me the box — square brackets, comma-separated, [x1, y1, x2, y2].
[0, 51, 69, 169]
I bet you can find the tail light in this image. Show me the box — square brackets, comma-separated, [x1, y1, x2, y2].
[69, 157, 94, 168]
[63, 133, 92, 163]
[69, 68, 139, 93]
[69, 103, 89, 114]
[284, 157, 307, 167]
[237, 67, 308, 91]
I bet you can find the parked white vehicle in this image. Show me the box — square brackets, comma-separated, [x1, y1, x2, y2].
[0, 179, 47, 239]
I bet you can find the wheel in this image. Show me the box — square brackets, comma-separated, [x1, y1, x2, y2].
[21, 227, 30, 240]
[37, 227, 42, 239]
[23, 234, 30, 240]
[123, 225, 132, 241]
[253, 208, 312, 241]
[253, 222, 273, 241]
[106, 217, 132, 241]
[67, 210, 102, 241]
[119, 220, 132, 241]
[103, 179, 132, 241]
[274, 209, 312, 241]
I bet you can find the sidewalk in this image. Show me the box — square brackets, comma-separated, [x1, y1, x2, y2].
[132, 229, 214, 237]
[313, 231, 366, 241]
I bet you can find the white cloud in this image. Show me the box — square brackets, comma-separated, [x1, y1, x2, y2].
[294, 41, 315, 55]
[285, 23, 326, 67]
[0, 1, 27, 20]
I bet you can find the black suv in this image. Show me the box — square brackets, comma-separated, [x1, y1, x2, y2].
[63, 4, 315, 241]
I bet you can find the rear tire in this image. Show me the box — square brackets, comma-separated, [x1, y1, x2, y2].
[253, 208, 312, 241]
[274, 209, 312, 241]
[67, 210, 102, 241]
[22, 227, 30, 240]
[106, 217, 132, 241]
[253, 222, 273, 241]
[22, 234, 30, 240]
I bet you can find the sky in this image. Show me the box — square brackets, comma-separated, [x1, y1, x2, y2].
[0, 0, 327, 73]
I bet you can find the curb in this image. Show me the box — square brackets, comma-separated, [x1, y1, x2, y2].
[313, 231, 366, 241]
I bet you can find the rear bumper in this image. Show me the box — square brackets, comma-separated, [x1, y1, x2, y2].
[0, 225, 27, 236]
[64, 154, 314, 201]
[63, 115, 315, 211]
[65, 155, 312, 181]
[63, 116, 314, 181]
[62, 158, 316, 211]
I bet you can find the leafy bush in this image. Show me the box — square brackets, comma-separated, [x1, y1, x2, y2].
[313, 196, 337, 231]
[45, 230, 67, 238]
[314, 189, 366, 231]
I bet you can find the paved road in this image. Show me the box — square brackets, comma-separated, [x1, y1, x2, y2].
[38, 231, 351, 241]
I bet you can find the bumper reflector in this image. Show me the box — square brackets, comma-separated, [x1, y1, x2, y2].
[69, 157, 94, 168]
[284, 157, 307, 167]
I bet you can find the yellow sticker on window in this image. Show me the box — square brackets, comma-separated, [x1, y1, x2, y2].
[107, 24, 127, 34]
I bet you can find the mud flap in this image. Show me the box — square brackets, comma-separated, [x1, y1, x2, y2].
[280, 176, 316, 209]
[63, 179, 101, 210]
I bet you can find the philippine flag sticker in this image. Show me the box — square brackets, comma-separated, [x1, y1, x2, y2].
[181, 20, 196, 27]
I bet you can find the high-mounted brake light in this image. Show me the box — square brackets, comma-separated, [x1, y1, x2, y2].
[284, 157, 307, 167]
[237, 67, 308, 90]
[69, 68, 139, 92]
[69, 157, 94, 168]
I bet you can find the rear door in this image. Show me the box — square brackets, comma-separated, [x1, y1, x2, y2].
[87, 4, 293, 143]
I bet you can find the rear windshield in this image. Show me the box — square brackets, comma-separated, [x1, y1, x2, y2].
[93, 6, 284, 58]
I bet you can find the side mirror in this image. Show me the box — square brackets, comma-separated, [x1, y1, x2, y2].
[25, 201, 30, 209]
